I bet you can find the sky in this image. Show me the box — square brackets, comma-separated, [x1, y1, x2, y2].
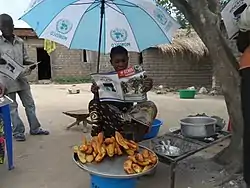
[0, 0, 31, 28]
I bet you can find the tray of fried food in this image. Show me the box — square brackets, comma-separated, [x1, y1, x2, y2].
[73, 135, 157, 178]
[73, 131, 139, 164]
[123, 148, 158, 175]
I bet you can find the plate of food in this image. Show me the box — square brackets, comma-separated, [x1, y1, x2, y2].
[73, 132, 158, 178]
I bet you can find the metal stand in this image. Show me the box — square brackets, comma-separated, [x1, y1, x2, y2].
[170, 162, 176, 188]
[140, 130, 231, 188]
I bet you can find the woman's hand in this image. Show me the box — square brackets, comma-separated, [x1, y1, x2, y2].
[143, 77, 153, 93]
[91, 82, 99, 94]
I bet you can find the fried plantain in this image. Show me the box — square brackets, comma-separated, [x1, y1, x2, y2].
[137, 159, 151, 166]
[95, 153, 106, 163]
[79, 144, 88, 152]
[96, 139, 102, 154]
[85, 145, 93, 154]
[104, 138, 113, 145]
[77, 150, 87, 164]
[115, 142, 123, 156]
[91, 140, 98, 154]
[124, 160, 135, 174]
[126, 149, 135, 156]
[132, 163, 143, 173]
[135, 153, 144, 162]
[142, 149, 150, 159]
[101, 144, 106, 155]
[106, 143, 115, 157]
[97, 132, 104, 145]
[125, 140, 138, 151]
[86, 155, 94, 163]
[128, 155, 138, 163]
[129, 140, 139, 150]
[73, 146, 78, 153]
[111, 136, 116, 142]
[142, 164, 154, 172]
[115, 131, 129, 149]
[149, 152, 157, 164]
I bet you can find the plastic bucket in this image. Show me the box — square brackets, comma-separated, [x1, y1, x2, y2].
[91, 175, 137, 188]
[144, 119, 163, 140]
[179, 89, 196, 99]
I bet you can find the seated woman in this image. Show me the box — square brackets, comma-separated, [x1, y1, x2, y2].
[88, 46, 157, 142]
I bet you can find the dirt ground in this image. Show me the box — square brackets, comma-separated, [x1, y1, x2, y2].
[0, 84, 232, 188]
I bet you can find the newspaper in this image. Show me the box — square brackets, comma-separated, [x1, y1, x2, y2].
[91, 65, 147, 102]
[0, 53, 24, 80]
[221, 0, 249, 39]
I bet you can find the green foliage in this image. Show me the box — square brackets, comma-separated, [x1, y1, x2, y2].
[157, 0, 190, 29]
[53, 76, 92, 84]
[157, 0, 229, 28]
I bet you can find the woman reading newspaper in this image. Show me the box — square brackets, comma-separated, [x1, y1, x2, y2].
[88, 46, 157, 142]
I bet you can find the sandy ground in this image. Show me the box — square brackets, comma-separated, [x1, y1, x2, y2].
[0, 84, 231, 188]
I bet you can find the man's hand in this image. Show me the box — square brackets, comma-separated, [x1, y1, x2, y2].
[29, 64, 36, 70]
[142, 77, 153, 93]
[91, 82, 99, 94]
[0, 58, 7, 65]
[23, 60, 35, 66]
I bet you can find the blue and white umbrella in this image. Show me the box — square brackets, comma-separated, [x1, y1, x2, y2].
[20, 0, 180, 72]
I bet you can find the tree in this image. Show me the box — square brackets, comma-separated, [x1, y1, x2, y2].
[159, 0, 243, 172]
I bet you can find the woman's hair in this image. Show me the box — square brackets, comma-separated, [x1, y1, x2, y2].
[110, 46, 128, 58]
[236, 30, 250, 53]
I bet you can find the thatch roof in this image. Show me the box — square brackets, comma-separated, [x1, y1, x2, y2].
[156, 29, 208, 58]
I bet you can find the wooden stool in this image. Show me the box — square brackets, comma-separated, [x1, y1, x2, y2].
[63, 109, 89, 133]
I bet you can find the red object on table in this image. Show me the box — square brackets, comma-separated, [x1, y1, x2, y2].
[227, 119, 232, 132]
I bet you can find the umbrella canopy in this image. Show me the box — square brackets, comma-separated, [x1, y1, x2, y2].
[20, 0, 180, 54]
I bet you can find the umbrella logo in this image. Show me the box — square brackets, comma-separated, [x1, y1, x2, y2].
[56, 19, 73, 34]
[110, 28, 128, 42]
[153, 8, 168, 25]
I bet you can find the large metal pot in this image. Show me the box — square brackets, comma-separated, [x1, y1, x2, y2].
[180, 116, 217, 138]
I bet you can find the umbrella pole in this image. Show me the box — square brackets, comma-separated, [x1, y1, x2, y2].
[96, 0, 105, 73]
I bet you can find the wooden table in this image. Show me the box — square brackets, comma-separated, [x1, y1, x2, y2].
[63, 109, 89, 132]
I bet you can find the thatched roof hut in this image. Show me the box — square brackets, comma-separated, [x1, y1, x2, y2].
[156, 29, 208, 59]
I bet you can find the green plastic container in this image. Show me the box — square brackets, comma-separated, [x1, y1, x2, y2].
[179, 89, 196, 99]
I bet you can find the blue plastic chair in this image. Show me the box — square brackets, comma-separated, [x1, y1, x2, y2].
[0, 104, 14, 170]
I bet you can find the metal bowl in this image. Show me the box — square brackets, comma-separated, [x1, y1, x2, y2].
[154, 144, 181, 157]
[180, 116, 217, 125]
[180, 116, 217, 138]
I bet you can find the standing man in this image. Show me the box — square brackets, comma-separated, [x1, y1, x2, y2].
[0, 14, 49, 141]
